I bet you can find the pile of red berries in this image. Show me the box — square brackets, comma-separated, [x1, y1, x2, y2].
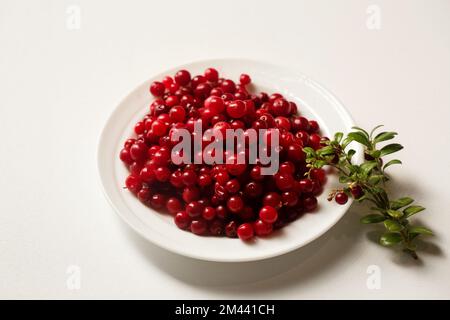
[119, 68, 328, 241]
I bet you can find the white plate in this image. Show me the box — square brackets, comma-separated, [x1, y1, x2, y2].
[97, 59, 362, 262]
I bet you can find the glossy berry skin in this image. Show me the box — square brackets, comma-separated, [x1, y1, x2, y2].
[202, 206, 216, 220]
[204, 96, 225, 115]
[259, 206, 278, 224]
[298, 179, 313, 193]
[166, 197, 183, 214]
[275, 174, 294, 191]
[335, 192, 349, 205]
[174, 211, 190, 229]
[150, 81, 165, 96]
[226, 100, 246, 118]
[311, 168, 326, 185]
[237, 223, 254, 240]
[227, 195, 244, 213]
[125, 175, 142, 194]
[186, 201, 204, 218]
[239, 74, 251, 85]
[350, 185, 364, 199]
[204, 68, 219, 82]
[254, 219, 273, 236]
[150, 193, 166, 209]
[169, 105, 186, 123]
[263, 192, 282, 209]
[190, 219, 207, 235]
[174, 70, 191, 86]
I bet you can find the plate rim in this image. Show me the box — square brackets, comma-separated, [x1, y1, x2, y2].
[97, 58, 360, 262]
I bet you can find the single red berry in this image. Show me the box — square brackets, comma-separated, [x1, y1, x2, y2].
[282, 191, 298, 207]
[174, 211, 190, 229]
[226, 100, 247, 118]
[335, 192, 348, 205]
[237, 223, 254, 241]
[202, 206, 216, 220]
[169, 105, 186, 123]
[310, 168, 326, 185]
[227, 195, 244, 213]
[137, 187, 151, 203]
[190, 219, 207, 235]
[308, 120, 319, 132]
[204, 96, 225, 115]
[174, 70, 191, 86]
[298, 179, 314, 193]
[350, 185, 364, 199]
[221, 79, 236, 93]
[150, 193, 166, 209]
[204, 68, 219, 82]
[120, 148, 133, 165]
[186, 201, 204, 218]
[150, 81, 165, 96]
[166, 197, 183, 214]
[125, 175, 142, 194]
[239, 74, 251, 85]
[259, 206, 278, 224]
[275, 173, 294, 191]
[263, 192, 282, 209]
[254, 219, 273, 236]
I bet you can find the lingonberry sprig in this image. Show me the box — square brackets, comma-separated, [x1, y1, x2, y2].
[303, 125, 433, 259]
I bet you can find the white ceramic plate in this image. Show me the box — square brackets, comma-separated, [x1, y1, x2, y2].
[97, 59, 362, 262]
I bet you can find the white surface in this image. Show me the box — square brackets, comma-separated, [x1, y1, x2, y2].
[1, 0, 449, 299]
[98, 59, 361, 262]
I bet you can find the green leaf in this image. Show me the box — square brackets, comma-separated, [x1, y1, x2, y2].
[387, 209, 404, 219]
[367, 149, 381, 158]
[369, 125, 384, 138]
[383, 159, 402, 170]
[374, 131, 398, 144]
[347, 132, 370, 147]
[303, 147, 316, 157]
[347, 149, 356, 159]
[360, 161, 378, 176]
[339, 175, 352, 183]
[403, 205, 425, 218]
[314, 160, 327, 168]
[408, 226, 433, 236]
[317, 146, 335, 157]
[368, 174, 384, 185]
[384, 219, 404, 232]
[390, 197, 414, 210]
[380, 232, 403, 246]
[351, 126, 370, 139]
[360, 214, 386, 224]
[334, 132, 343, 143]
[380, 143, 403, 156]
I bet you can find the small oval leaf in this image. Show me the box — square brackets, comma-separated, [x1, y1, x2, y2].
[383, 159, 402, 170]
[390, 197, 414, 210]
[380, 143, 403, 156]
[384, 219, 403, 232]
[380, 232, 402, 246]
[408, 226, 433, 236]
[403, 205, 425, 218]
[387, 209, 404, 219]
[360, 214, 386, 224]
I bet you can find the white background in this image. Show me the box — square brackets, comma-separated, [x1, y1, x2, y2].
[1, 0, 449, 299]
